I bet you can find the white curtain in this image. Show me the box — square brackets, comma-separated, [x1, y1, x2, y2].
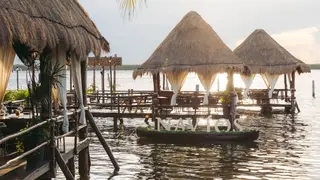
[166, 72, 188, 105]
[197, 71, 217, 105]
[165, 75, 169, 90]
[0, 45, 15, 115]
[261, 73, 279, 98]
[240, 74, 255, 99]
[53, 44, 69, 132]
[71, 53, 86, 125]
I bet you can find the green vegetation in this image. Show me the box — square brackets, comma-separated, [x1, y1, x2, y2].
[220, 90, 232, 104]
[309, 64, 320, 69]
[4, 89, 29, 102]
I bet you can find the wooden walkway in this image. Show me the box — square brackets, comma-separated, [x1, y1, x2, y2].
[0, 137, 90, 179]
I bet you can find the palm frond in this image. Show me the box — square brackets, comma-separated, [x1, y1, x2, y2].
[117, 0, 147, 19]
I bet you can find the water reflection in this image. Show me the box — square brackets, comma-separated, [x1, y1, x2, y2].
[52, 70, 320, 179]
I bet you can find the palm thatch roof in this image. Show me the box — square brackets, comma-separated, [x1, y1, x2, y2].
[133, 11, 245, 79]
[0, 0, 109, 59]
[234, 29, 310, 75]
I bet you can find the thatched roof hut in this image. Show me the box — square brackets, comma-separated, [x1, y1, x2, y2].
[234, 29, 310, 74]
[0, 0, 109, 59]
[133, 11, 245, 79]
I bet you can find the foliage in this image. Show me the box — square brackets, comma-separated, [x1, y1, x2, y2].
[220, 90, 232, 104]
[118, 0, 147, 19]
[87, 84, 98, 94]
[4, 89, 29, 102]
[16, 117, 49, 153]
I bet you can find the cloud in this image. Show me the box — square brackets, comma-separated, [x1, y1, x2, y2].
[236, 27, 320, 64]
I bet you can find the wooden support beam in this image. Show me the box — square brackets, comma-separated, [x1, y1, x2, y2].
[101, 66, 105, 103]
[291, 71, 296, 114]
[152, 74, 157, 92]
[79, 59, 90, 179]
[284, 74, 288, 101]
[114, 64, 116, 92]
[162, 73, 165, 91]
[67, 157, 75, 177]
[55, 147, 74, 180]
[93, 65, 96, 91]
[86, 110, 119, 171]
[156, 72, 160, 92]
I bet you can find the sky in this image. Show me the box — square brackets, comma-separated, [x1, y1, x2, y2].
[16, 0, 320, 64]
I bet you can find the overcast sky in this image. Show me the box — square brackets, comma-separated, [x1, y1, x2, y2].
[18, 0, 320, 65]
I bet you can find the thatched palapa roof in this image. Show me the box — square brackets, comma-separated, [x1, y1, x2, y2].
[0, 0, 109, 59]
[133, 11, 245, 79]
[234, 29, 310, 74]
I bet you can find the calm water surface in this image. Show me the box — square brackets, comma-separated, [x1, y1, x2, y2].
[8, 70, 320, 179]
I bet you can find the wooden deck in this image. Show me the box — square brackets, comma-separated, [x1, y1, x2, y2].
[0, 137, 90, 179]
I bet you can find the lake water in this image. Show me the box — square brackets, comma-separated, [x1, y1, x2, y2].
[7, 70, 320, 179]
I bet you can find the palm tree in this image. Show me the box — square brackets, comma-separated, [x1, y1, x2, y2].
[118, 0, 146, 18]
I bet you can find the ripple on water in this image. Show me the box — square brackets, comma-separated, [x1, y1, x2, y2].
[55, 71, 320, 179]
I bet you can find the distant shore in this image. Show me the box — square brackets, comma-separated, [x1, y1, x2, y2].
[12, 64, 140, 71]
[12, 64, 320, 71]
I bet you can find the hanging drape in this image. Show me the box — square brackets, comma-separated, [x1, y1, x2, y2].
[0, 45, 16, 115]
[166, 71, 188, 105]
[240, 74, 255, 99]
[165, 76, 169, 90]
[197, 71, 217, 105]
[52, 44, 69, 132]
[71, 53, 86, 125]
[261, 73, 279, 98]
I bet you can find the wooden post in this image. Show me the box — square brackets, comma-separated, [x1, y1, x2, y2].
[156, 72, 160, 92]
[86, 111, 119, 171]
[291, 71, 296, 114]
[69, 65, 73, 91]
[93, 65, 96, 92]
[79, 59, 90, 179]
[101, 66, 105, 103]
[227, 71, 234, 92]
[38, 50, 56, 179]
[109, 60, 112, 94]
[284, 74, 288, 102]
[230, 94, 237, 131]
[162, 73, 165, 90]
[114, 54, 117, 92]
[152, 74, 157, 92]
[312, 80, 315, 98]
[16, 68, 19, 90]
[67, 157, 75, 177]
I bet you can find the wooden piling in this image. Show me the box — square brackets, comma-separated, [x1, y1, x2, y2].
[162, 73, 165, 90]
[101, 66, 105, 103]
[109, 61, 113, 94]
[67, 157, 75, 177]
[79, 59, 90, 179]
[312, 80, 315, 98]
[291, 71, 296, 114]
[16, 68, 19, 90]
[230, 94, 237, 131]
[93, 65, 96, 91]
[69, 64, 73, 91]
[284, 74, 288, 102]
[114, 64, 116, 92]
[86, 111, 120, 171]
